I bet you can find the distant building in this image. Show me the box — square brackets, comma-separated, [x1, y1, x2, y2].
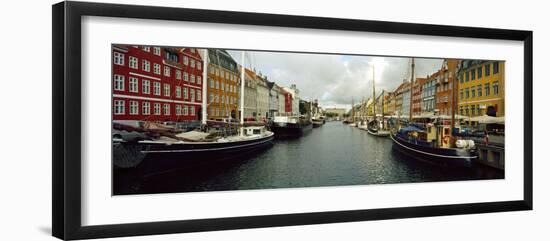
[243, 68, 258, 119]
[422, 71, 438, 114]
[267, 81, 280, 118]
[112, 45, 203, 122]
[283, 84, 300, 115]
[384, 92, 395, 116]
[394, 81, 411, 116]
[255, 74, 270, 120]
[412, 77, 427, 116]
[277, 85, 286, 114]
[458, 60, 505, 117]
[324, 108, 346, 118]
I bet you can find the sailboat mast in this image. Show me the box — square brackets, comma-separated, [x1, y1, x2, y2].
[201, 49, 208, 125]
[372, 66, 376, 119]
[240, 51, 245, 126]
[409, 58, 415, 122]
[451, 60, 457, 135]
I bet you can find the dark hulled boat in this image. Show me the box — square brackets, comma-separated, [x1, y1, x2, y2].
[271, 115, 312, 138]
[390, 126, 477, 168]
[113, 126, 274, 175]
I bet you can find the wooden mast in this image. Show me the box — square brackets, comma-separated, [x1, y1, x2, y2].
[409, 58, 415, 122]
[372, 65, 376, 120]
[201, 49, 208, 125]
[239, 51, 245, 136]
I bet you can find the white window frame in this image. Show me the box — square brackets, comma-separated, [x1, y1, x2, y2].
[183, 56, 189, 65]
[142, 79, 150, 94]
[183, 105, 189, 115]
[164, 66, 171, 77]
[197, 76, 202, 85]
[129, 56, 138, 69]
[129, 101, 139, 115]
[153, 82, 161, 96]
[176, 70, 181, 80]
[183, 87, 189, 99]
[184, 72, 189, 82]
[163, 104, 170, 116]
[142, 60, 150, 72]
[190, 88, 195, 101]
[191, 74, 195, 83]
[114, 74, 124, 91]
[197, 90, 201, 101]
[190, 106, 195, 116]
[114, 100, 125, 115]
[163, 84, 170, 97]
[190, 59, 195, 68]
[176, 105, 182, 116]
[153, 47, 161, 56]
[176, 86, 181, 98]
[154, 103, 161, 115]
[153, 63, 161, 75]
[142, 102, 150, 115]
[113, 52, 124, 66]
[142, 46, 150, 52]
[129, 77, 139, 93]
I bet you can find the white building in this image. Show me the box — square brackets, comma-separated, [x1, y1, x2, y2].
[255, 75, 270, 121]
[283, 84, 300, 116]
[243, 68, 257, 119]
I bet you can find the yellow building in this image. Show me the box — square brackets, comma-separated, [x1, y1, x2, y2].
[458, 60, 505, 117]
[206, 49, 240, 120]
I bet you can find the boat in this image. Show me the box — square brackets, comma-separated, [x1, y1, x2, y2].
[366, 65, 390, 137]
[271, 114, 312, 138]
[112, 50, 275, 172]
[312, 118, 323, 128]
[390, 58, 477, 167]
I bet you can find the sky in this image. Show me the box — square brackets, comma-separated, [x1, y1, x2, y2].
[227, 50, 443, 111]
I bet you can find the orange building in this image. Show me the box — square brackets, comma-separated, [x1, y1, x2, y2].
[206, 49, 240, 120]
[412, 77, 427, 116]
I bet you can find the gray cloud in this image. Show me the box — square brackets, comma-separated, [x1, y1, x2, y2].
[228, 50, 442, 110]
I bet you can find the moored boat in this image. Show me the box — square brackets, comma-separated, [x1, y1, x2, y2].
[271, 115, 312, 138]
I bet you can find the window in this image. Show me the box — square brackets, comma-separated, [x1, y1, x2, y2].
[183, 105, 189, 115]
[129, 56, 138, 69]
[210, 67, 215, 74]
[190, 88, 195, 101]
[197, 62, 202, 70]
[471, 87, 476, 98]
[225, 72, 229, 79]
[221, 82, 224, 91]
[459, 73, 464, 83]
[215, 69, 220, 76]
[129, 101, 139, 115]
[142, 60, 150, 72]
[190, 106, 195, 116]
[164, 66, 170, 77]
[465, 71, 470, 82]
[476, 104, 481, 115]
[183, 56, 189, 65]
[191, 75, 195, 83]
[114, 75, 124, 91]
[142, 80, 150, 94]
[477, 85, 482, 97]
[163, 84, 170, 97]
[215, 81, 219, 89]
[153, 82, 161, 96]
[471, 105, 475, 116]
[220, 70, 224, 78]
[209, 78, 215, 88]
[153, 47, 161, 56]
[114, 52, 124, 66]
[484, 83, 490, 96]
[142, 102, 150, 115]
[493, 62, 499, 74]
[176, 105, 182, 116]
[163, 104, 170, 116]
[184, 72, 189, 82]
[114, 100, 125, 115]
[129, 77, 138, 93]
[465, 87, 469, 99]
[190, 59, 195, 68]
[176, 86, 181, 98]
[154, 103, 161, 115]
[183, 87, 188, 99]
[493, 81, 499, 95]
[477, 67, 482, 79]
[197, 76, 202, 85]
[459, 106, 463, 115]
[197, 90, 201, 101]
[470, 69, 476, 80]
[209, 93, 214, 102]
[142, 46, 150, 52]
[154, 63, 161, 75]
[176, 70, 182, 80]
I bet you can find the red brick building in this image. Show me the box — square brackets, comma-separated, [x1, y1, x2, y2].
[112, 45, 203, 122]
[436, 59, 459, 116]
[284, 92, 293, 113]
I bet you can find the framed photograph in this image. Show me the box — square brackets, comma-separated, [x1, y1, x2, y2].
[52, 1, 533, 240]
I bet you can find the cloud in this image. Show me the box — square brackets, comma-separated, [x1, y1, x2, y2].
[227, 50, 442, 110]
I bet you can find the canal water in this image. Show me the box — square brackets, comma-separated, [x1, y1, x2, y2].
[114, 121, 503, 195]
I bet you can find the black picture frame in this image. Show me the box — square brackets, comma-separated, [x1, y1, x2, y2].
[52, 1, 533, 240]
